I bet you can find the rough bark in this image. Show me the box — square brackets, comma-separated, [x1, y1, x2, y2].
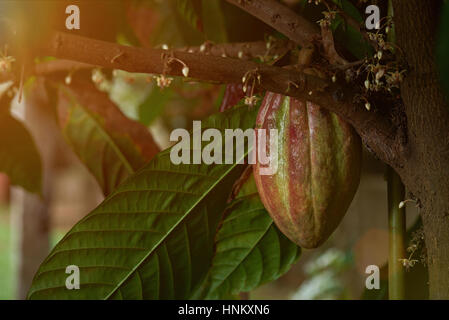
[393, 0, 449, 299]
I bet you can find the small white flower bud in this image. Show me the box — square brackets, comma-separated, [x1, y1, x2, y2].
[65, 75, 72, 85]
[365, 80, 370, 89]
[377, 50, 383, 60]
[182, 66, 189, 77]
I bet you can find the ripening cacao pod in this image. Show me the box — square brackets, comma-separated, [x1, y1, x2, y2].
[253, 92, 362, 248]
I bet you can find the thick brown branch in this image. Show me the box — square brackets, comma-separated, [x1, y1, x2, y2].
[39, 32, 317, 88]
[180, 39, 294, 60]
[38, 31, 399, 166]
[34, 39, 295, 75]
[225, 0, 320, 47]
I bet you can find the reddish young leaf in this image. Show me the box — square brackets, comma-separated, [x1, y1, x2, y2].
[57, 79, 160, 195]
[219, 83, 246, 112]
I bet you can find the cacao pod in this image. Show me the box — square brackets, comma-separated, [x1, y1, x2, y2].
[253, 92, 362, 248]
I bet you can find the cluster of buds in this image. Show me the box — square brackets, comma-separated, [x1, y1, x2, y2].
[91, 68, 105, 85]
[244, 95, 259, 106]
[368, 32, 394, 53]
[386, 70, 406, 89]
[242, 69, 261, 107]
[398, 258, 419, 270]
[307, 0, 322, 5]
[154, 74, 173, 89]
[318, 10, 337, 27]
[398, 226, 426, 270]
[362, 60, 406, 93]
[150, 51, 191, 90]
[0, 48, 15, 73]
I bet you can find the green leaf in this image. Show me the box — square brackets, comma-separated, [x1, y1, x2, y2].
[197, 175, 301, 299]
[201, 0, 227, 43]
[28, 105, 258, 299]
[151, 0, 204, 47]
[138, 85, 174, 126]
[176, 0, 203, 32]
[331, 0, 373, 59]
[0, 98, 42, 194]
[57, 80, 160, 196]
[332, 0, 363, 22]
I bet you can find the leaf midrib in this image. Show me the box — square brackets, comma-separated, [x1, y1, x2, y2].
[207, 201, 274, 297]
[104, 147, 251, 299]
[61, 87, 135, 176]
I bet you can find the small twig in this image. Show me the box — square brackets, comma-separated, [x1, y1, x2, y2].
[17, 64, 24, 103]
[110, 51, 124, 63]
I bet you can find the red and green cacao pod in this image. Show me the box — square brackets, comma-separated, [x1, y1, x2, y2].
[253, 92, 362, 248]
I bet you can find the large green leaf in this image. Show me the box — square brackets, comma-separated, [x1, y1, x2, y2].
[0, 97, 42, 194]
[57, 80, 160, 195]
[28, 105, 258, 299]
[196, 175, 301, 299]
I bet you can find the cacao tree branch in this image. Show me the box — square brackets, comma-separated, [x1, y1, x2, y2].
[225, 0, 320, 47]
[35, 31, 401, 167]
[180, 39, 295, 60]
[34, 39, 295, 75]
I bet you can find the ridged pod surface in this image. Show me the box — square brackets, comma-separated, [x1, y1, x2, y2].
[253, 92, 362, 248]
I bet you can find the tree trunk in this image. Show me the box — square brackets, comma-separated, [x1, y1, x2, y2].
[393, 0, 449, 299]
